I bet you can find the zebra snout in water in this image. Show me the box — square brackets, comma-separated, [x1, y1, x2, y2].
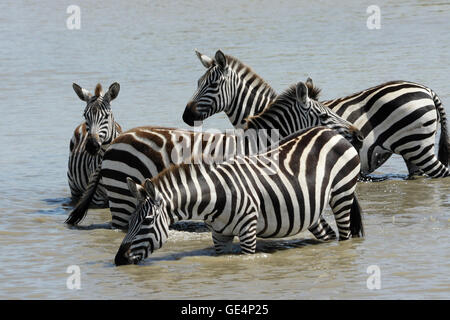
[85, 136, 101, 155]
[114, 243, 132, 266]
[183, 101, 204, 126]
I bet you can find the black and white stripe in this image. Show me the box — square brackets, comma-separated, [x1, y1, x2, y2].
[184, 50, 449, 178]
[183, 50, 277, 128]
[246, 80, 364, 150]
[67, 82, 121, 206]
[320, 80, 449, 177]
[65, 83, 359, 228]
[114, 126, 364, 265]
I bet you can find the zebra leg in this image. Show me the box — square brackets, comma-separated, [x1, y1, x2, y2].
[329, 192, 354, 241]
[238, 216, 258, 254]
[404, 158, 424, 178]
[402, 151, 449, 178]
[211, 231, 234, 254]
[308, 216, 337, 241]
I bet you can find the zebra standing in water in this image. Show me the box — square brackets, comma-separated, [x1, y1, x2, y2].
[68, 82, 122, 206]
[114, 126, 364, 266]
[184, 50, 449, 178]
[65, 82, 360, 228]
[318, 79, 449, 177]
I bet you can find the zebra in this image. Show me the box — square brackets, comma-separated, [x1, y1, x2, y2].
[245, 79, 364, 150]
[184, 50, 449, 178]
[183, 49, 278, 128]
[114, 126, 364, 266]
[65, 83, 361, 228]
[67, 82, 122, 206]
[315, 79, 449, 178]
[184, 49, 319, 129]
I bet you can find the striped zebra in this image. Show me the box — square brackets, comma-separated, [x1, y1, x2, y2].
[246, 79, 364, 150]
[317, 79, 449, 178]
[183, 49, 278, 128]
[68, 82, 122, 206]
[184, 50, 449, 178]
[65, 83, 360, 228]
[114, 126, 364, 266]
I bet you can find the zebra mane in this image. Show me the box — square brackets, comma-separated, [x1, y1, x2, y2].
[244, 84, 297, 125]
[150, 155, 218, 191]
[225, 54, 277, 100]
[243, 81, 322, 126]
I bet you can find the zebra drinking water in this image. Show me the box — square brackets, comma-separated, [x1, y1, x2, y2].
[114, 126, 364, 266]
[67, 82, 122, 206]
[65, 82, 361, 228]
[184, 50, 449, 178]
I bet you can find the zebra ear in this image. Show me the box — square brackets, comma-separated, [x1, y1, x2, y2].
[73, 83, 92, 102]
[215, 50, 227, 70]
[195, 49, 215, 68]
[144, 178, 162, 205]
[306, 77, 313, 88]
[104, 82, 120, 103]
[296, 82, 309, 107]
[126, 177, 147, 202]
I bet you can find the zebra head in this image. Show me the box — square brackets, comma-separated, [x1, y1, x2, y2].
[115, 178, 168, 266]
[183, 49, 235, 126]
[72, 82, 120, 155]
[296, 79, 364, 150]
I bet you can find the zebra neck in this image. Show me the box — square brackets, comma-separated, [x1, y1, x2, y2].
[226, 70, 277, 129]
[101, 121, 121, 149]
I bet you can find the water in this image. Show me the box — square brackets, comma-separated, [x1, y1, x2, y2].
[0, 0, 449, 299]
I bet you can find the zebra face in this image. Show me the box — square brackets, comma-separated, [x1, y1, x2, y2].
[115, 178, 165, 266]
[73, 82, 120, 155]
[183, 50, 232, 126]
[296, 81, 364, 150]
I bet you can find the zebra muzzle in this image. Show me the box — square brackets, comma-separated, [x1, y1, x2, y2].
[183, 101, 204, 126]
[114, 243, 132, 266]
[86, 136, 101, 155]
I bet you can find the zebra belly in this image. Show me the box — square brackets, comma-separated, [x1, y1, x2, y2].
[255, 205, 322, 239]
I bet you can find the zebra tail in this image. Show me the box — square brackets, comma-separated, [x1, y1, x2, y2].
[432, 90, 449, 167]
[349, 195, 364, 238]
[65, 166, 102, 226]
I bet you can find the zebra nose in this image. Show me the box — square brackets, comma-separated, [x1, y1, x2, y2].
[183, 101, 203, 126]
[114, 243, 132, 266]
[86, 136, 101, 155]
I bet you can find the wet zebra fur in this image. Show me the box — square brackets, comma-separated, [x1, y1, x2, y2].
[184, 50, 449, 178]
[67, 82, 122, 206]
[114, 126, 364, 266]
[65, 81, 361, 228]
